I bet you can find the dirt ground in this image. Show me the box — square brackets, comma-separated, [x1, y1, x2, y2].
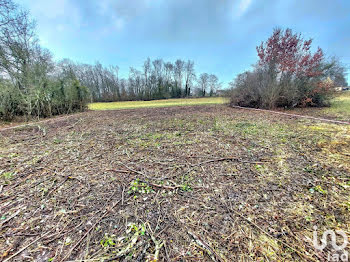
[0, 105, 349, 261]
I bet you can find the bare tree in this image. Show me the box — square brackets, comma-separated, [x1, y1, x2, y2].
[198, 73, 209, 96]
[0, 0, 27, 28]
[129, 67, 143, 99]
[0, 0, 90, 120]
[152, 59, 164, 98]
[0, 0, 36, 86]
[174, 59, 184, 97]
[324, 57, 348, 87]
[184, 60, 195, 97]
[164, 62, 174, 95]
[208, 74, 220, 96]
[143, 57, 151, 99]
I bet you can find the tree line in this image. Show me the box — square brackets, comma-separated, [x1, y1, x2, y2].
[59, 58, 221, 102]
[0, 0, 90, 120]
[0, 0, 222, 120]
[2, 0, 348, 120]
[229, 28, 348, 109]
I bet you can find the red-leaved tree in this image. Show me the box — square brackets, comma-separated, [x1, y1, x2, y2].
[256, 28, 324, 77]
[230, 28, 338, 109]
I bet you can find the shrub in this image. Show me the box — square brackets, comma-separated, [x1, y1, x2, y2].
[0, 82, 23, 120]
[230, 28, 340, 109]
[0, 79, 89, 121]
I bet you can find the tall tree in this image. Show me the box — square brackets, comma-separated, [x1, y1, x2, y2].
[198, 73, 209, 97]
[152, 59, 164, 98]
[143, 57, 151, 99]
[230, 28, 337, 109]
[323, 57, 348, 87]
[0, 0, 36, 89]
[184, 60, 195, 97]
[164, 62, 174, 96]
[174, 59, 184, 97]
[208, 74, 219, 96]
[256, 28, 324, 78]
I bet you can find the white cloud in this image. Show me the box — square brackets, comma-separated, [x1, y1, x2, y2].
[96, 0, 152, 33]
[235, 0, 252, 18]
[30, 0, 82, 30]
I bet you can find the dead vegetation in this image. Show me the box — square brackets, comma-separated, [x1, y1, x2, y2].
[0, 105, 349, 261]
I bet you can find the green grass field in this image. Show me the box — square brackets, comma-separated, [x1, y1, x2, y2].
[88, 97, 228, 110]
[287, 91, 350, 122]
[326, 91, 350, 117]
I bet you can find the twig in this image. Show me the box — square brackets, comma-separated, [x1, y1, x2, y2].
[46, 175, 71, 197]
[104, 231, 141, 261]
[105, 169, 130, 174]
[60, 197, 122, 261]
[193, 157, 267, 167]
[192, 157, 238, 167]
[119, 163, 148, 177]
[148, 182, 182, 190]
[0, 209, 21, 228]
[187, 231, 223, 262]
[156, 224, 170, 238]
[67, 118, 83, 129]
[121, 186, 125, 205]
[222, 201, 318, 262]
[107, 170, 192, 190]
[147, 223, 164, 261]
[163, 241, 171, 262]
[3, 231, 52, 262]
[108, 162, 153, 179]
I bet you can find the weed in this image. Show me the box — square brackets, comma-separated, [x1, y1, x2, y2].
[128, 223, 146, 236]
[305, 216, 313, 222]
[314, 185, 327, 194]
[309, 185, 327, 195]
[53, 138, 62, 144]
[235, 122, 255, 129]
[128, 179, 154, 195]
[1, 171, 14, 180]
[1, 172, 15, 184]
[211, 118, 222, 132]
[303, 166, 314, 173]
[7, 152, 18, 158]
[255, 164, 263, 172]
[101, 234, 116, 248]
[181, 184, 192, 192]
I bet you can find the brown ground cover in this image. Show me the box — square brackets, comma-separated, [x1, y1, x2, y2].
[0, 105, 349, 261]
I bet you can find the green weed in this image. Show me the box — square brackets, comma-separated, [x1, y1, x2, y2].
[101, 234, 116, 248]
[128, 179, 154, 195]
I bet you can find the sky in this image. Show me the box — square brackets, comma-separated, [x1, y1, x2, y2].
[17, 0, 350, 87]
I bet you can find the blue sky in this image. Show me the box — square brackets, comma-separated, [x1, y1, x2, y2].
[17, 0, 350, 87]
